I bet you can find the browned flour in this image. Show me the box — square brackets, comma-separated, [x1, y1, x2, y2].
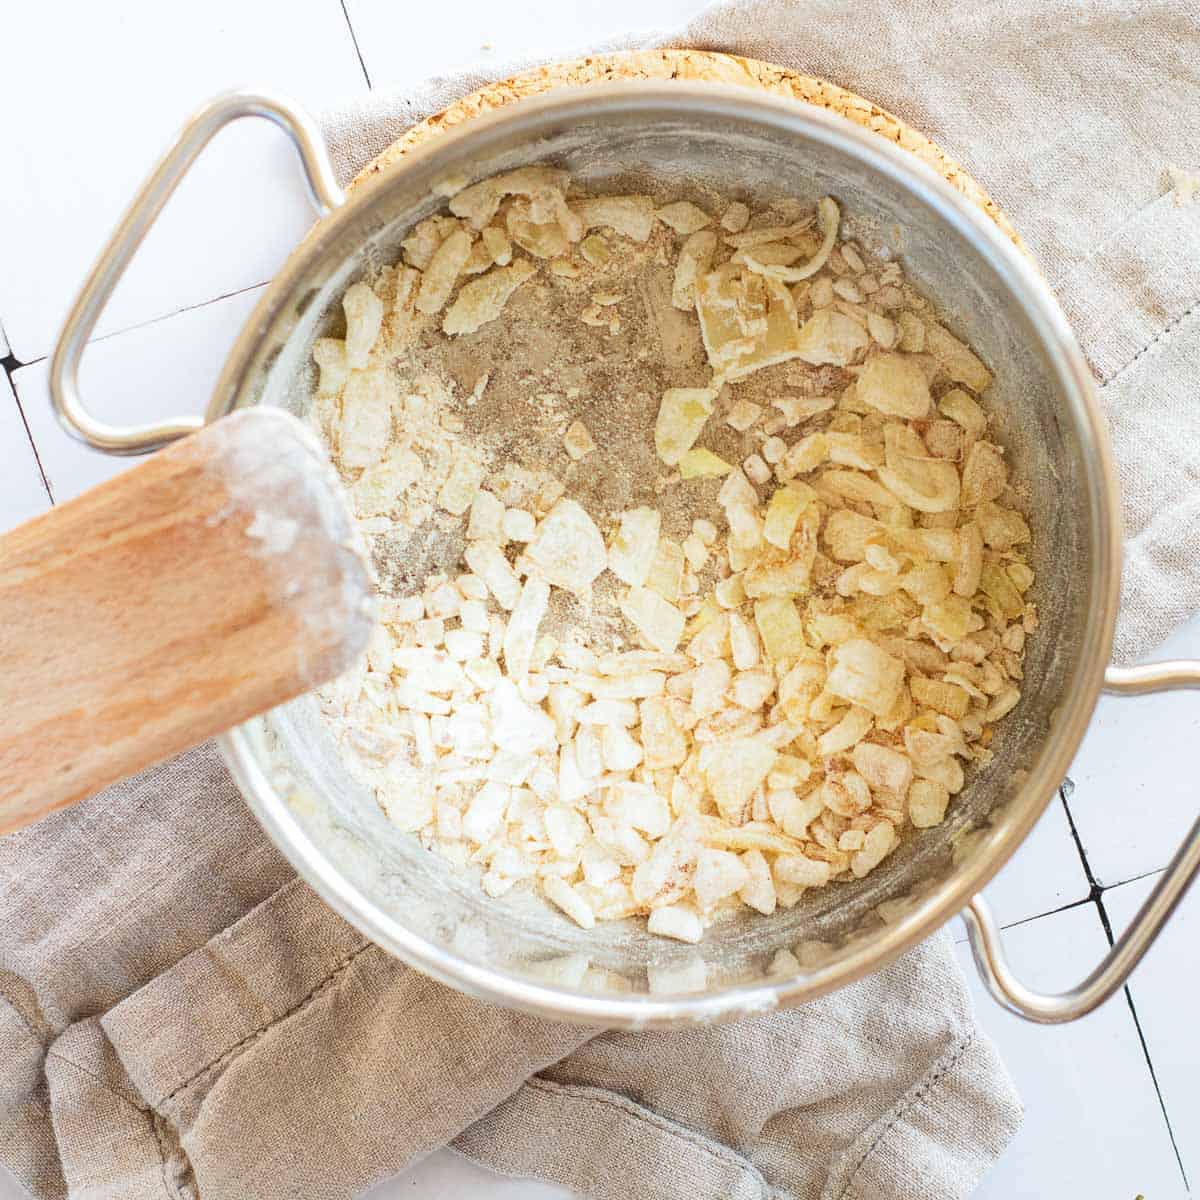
[355, 212, 860, 638]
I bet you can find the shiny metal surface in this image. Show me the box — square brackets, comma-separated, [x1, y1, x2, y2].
[962, 661, 1200, 1022]
[60, 86, 1197, 1026]
[49, 90, 344, 455]
[1103, 660, 1200, 695]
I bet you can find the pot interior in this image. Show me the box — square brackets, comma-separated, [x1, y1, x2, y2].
[217, 87, 1112, 1022]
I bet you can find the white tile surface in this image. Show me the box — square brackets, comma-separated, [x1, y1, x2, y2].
[0, 320, 9, 359]
[1066, 612, 1200, 887]
[955, 792, 1099, 940]
[1104, 873, 1198, 1187]
[11, 286, 264, 502]
[0, 0, 367, 363]
[955, 903, 1188, 1200]
[977, 794, 1090, 928]
[0, 370, 52, 531]
[0, 1166, 29, 1200]
[364, 1148, 573, 1200]
[344, 0, 706, 90]
[949, 791, 1091, 942]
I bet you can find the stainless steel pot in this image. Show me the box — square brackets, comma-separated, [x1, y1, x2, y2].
[51, 85, 1200, 1028]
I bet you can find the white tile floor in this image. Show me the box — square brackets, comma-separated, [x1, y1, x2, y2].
[1066, 614, 1200, 889]
[0, 3, 1195, 1198]
[955, 905, 1188, 1200]
[0, 1, 368, 363]
[11, 286, 266, 502]
[1106, 874, 1200, 1189]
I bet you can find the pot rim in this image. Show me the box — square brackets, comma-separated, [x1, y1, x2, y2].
[212, 81, 1121, 1026]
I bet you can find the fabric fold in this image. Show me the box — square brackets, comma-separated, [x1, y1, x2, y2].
[99, 881, 371, 1115]
[456, 1076, 773, 1200]
[84, 883, 591, 1200]
[32, 902, 1021, 1200]
[0, 991, 64, 1199]
[45, 1021, 181, 1200]
[831, 1030, 1021, 1200]
[458, 934, 1021, 1200]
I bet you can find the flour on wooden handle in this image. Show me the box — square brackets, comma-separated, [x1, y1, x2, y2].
[0, 407, 374, 835]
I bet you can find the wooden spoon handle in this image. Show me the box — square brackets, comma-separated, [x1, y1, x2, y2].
[0, 408, 373, 834]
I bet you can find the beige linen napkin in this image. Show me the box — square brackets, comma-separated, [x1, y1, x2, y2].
[4, 2, 1199, 1198]
[2, 753, 1016, 1200]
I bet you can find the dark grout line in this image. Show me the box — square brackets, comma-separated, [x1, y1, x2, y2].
[1001, 894, 1095, 931]
[1058, 779, 1104, 900]
[339, 0, 373, 90]
[10, 279, 272, 372]
[950, 783, 1109, 945]
[952, 894, 1096, 945]
[1051, 783, 1173, 1140]
[1, 279, 269, 509]
[2, 352, 55, 505]
[1100, 867, 1167, 895]
[90, 279, 273, 343]
[1062, 780, 1176, 901]
[1094, 891, 1191, 1192]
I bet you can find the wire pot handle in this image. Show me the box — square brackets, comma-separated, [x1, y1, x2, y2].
[50, 90, 343, 456]
[963, 659, 1200, 1023]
